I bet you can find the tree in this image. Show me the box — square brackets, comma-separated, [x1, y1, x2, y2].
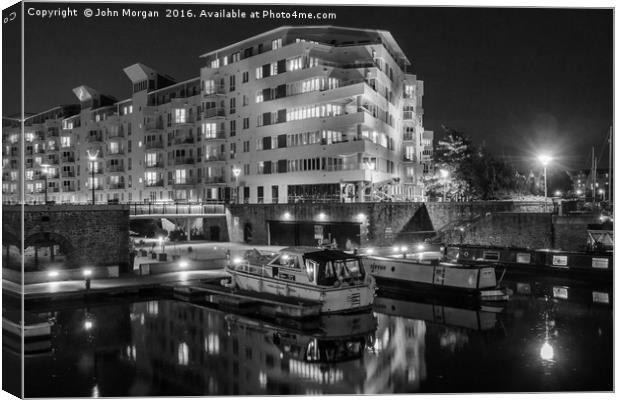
[425, 126, 534, 200]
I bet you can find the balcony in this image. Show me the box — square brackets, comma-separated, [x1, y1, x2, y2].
[61, 171, 75, 178]
[145, 122, 165, 131]
[62, 186, 76, 192]
[87, 135, 104, 143]
[203, 108, 225, 119]
[403, 156, 416, 162]
[173, 178, 198, 187]
[107, 130, 125, 139]
[204, 154, 226, 162]
[204, 176, 226, 184]
[62, 156, 75, 163]
[106, 150, 125, 158]
[107, 165, 125, 173]
[109, 183, 125, 189]
[145, 180, 164, 188]
[145, 141, 164, 150]
[173, 157, 195, 166]
[204, 131, 227, 140]
[403, 111, 414, 120]
[203, 85, 226, 97]
[145, 162, 164, 169]
[173, 137, 195, 146]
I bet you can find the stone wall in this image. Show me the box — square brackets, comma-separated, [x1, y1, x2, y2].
[442, 212, 554, 249]
[552, 214, 599, 251]
[2, 205, 130, 270]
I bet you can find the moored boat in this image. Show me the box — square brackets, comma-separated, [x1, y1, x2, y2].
[362, 253, 511, 301]
[224, 246, 377, 314]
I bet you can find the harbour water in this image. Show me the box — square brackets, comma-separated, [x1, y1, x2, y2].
[9, 273, 613, 396]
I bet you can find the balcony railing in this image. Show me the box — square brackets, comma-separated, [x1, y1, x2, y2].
[203, 85, 226, 96]
[145, 141, 164, 149]
[172, 178, 198, 186]
[62, 156, 75, 163]
[204, 154, 226, 162]
[173, 158, 195, 165]
[204, 176, 226, 184]
[109, 183, 125, 189]
[107, 165, 125, 172]
[145, 180, 164, 187]
[145, 162, 164, 169]
[87, 135, 104, 143]
[173, 137, 195, 145]
[203, 108, 226, 118]
[129, 202, 225, 216]
[61, 171, 75, 177]
[204, 132, 226, 140]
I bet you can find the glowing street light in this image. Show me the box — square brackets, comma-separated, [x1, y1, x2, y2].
[537, 154, 552, 201]
[598, 188, 606, 202]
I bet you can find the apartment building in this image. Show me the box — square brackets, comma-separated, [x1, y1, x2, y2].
[2, 26, 432, 204]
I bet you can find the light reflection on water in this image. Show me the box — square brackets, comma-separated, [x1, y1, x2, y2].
[20, 276, 612, 397]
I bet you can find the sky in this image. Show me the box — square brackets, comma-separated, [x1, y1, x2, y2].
[3, 2, 613, 171]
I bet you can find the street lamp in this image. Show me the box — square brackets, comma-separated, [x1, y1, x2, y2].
[439, 169, 450, 202]
[537, 154, 552, 201]
[87, 150, 99, 205]
[232, 167, 241, 204]
[40, 163, 50, 204]
[598, 188, 606, 202]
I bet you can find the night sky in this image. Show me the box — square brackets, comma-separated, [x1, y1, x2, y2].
[4, 3, 613, 171]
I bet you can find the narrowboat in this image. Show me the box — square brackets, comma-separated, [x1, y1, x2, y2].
[362, 252, 510, 301]
[224, 247, 377, 314]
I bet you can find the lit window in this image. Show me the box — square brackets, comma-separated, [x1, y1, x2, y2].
[174, 109, 187, 123]
[175, 169, 187, 184]
[61, 136, 71, 148]
[255, 67, 263, 80]
[202, 123, 217, 138]
[272, 38, 282, 50]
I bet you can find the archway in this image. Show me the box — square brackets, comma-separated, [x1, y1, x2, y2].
[24, 232, 77, 270]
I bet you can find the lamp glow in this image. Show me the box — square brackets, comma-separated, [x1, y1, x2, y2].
[537, 154, 552, 166]
[317, 212, 326, 220]
[366, 248, 374, 255]
[232, 257, 243, 265]
[400, 246, 408, 252]
[179, 260, 189, 269]
[84, 320, 93, 330]
[83, 269, 92, 277]
[540, 341, 554, 361]
[416, 244, 425, 251]
[48, 271, 59, 278]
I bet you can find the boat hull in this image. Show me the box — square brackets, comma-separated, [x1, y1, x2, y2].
[228, 269, 376, 314]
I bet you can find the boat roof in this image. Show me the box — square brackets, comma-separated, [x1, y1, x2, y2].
[280, 247, 358, 262]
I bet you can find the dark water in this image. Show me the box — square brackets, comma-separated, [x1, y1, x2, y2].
[17, 274, 613, 396]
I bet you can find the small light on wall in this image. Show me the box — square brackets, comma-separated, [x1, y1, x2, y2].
[317, 212, 326, 221]
[48, 270, 59, 278]
[179, 260, 189, 269]
[283, 211, 291, 220]
[357, 213, 366, 221]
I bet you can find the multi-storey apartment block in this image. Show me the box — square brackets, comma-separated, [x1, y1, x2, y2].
[2, 26, 432, 205]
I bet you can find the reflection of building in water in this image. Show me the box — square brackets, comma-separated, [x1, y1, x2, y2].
[127, 300, 374, 395]
[363, 313, 427, 393]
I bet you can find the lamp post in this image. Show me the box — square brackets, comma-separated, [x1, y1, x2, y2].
[40, 163, 50, 204]
[439, 169, 450, 202]
[232, 167, 241, 204]
[537, 154, 552, 201]
[598, 188, 606, 202]
[87, 150, 99, 205]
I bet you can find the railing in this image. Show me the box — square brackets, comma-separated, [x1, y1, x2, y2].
[144, 162, 164, 168]
[62, 157, 75, 163]
[61, 171, 75, 177]
[204, 154, 226, 161]
[203, 86, 226, 96]
[203, 108, 226, 118]
[109, 183, 125, 189]
[173, 137, 195, 145]
[145, 180, 164, 187]
[107, 165, 125, 172]
[87, 135, 104, 143]
[204, 132, 227, 140]
[145, 141, 164, 149]
[129, 202, 226, 216]
[204, 176, 226, 183]
[173, 157, 195, 165]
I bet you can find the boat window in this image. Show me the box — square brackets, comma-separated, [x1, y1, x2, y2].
[272, 253, 299, 269]
[305, 259, 317, 283]
[332, 259, 362, 279]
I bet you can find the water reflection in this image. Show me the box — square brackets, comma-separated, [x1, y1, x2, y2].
[19, 274, 613, 396]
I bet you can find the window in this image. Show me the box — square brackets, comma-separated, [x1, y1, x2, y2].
[175, 169, 187, 184]
[203, 122, 217, 139]
[204, 80, 215, 94]
[243, 118, 249, 129]
[242, 95, 248, 107]
[210, 58, 220, 68]
[270, 62, 278, 76]
[229, 97, 236, 114]
[145, 153, 158, 167]
[257, 186, 264, 203]
[229, 75, 236, 92]
[255, 67, 263, 80]
[109, 142, 120, 154]
[174, 109, 187, 123]
[272, 38, 282, 50]
[231, 52, 241, 63]
[60, 136, 71, 148]
[243, 164, 250, 175]
[230, 120, 236, 137]
[128, 140, 132, 153]
[255, 90, 264, 104]
[230, 143, 236, 159]
[242, 71, 249, 83]
[243, 141, 250, 152]
[405, 145, 415, 161]
[287, 56, 303, 71]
